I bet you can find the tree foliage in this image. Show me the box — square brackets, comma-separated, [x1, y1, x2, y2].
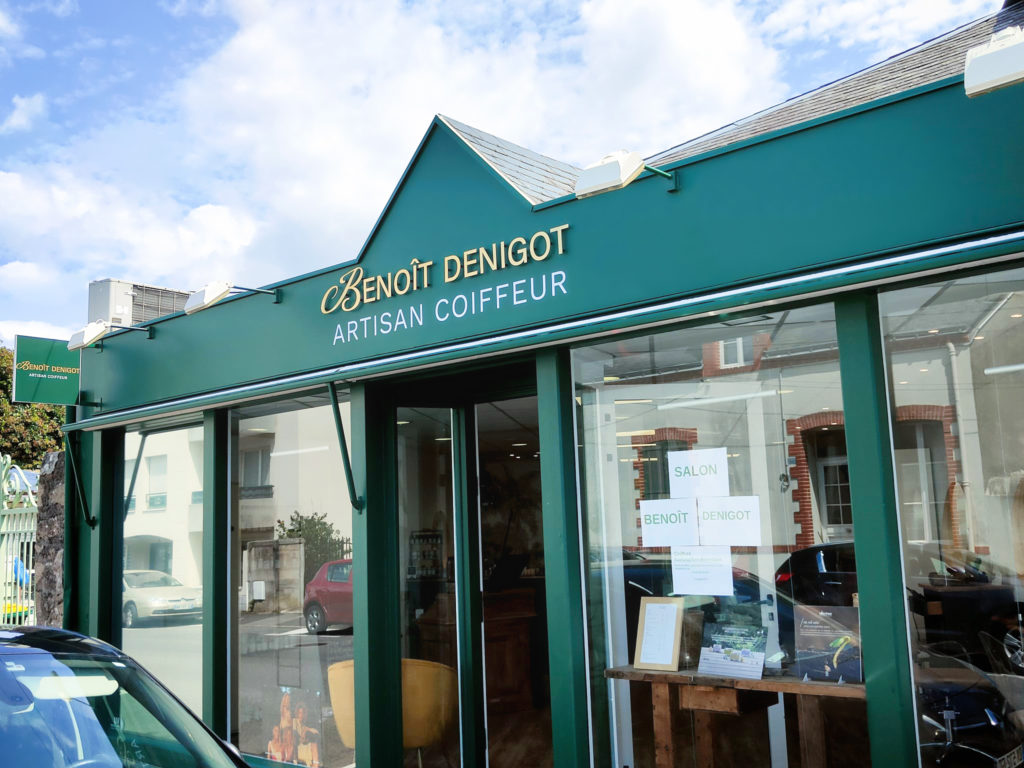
[276, 510, 352, 586]
[0, 347, 63, 468]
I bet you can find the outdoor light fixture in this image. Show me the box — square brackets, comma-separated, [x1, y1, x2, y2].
[68, 320, 154, 351]
[184, 280, 282, 315]
[574, 150, 679, 198]
[964, 26, 1024, 97]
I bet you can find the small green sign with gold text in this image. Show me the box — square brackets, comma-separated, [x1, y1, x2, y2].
[13, 335, 79, 406]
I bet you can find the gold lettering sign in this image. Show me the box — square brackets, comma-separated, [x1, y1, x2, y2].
[321, 224, 568, 314]
[15, 360, 80, 374]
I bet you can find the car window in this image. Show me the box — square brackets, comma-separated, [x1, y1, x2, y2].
[327, 563, 351, 583]
[0, 654, 238, 768]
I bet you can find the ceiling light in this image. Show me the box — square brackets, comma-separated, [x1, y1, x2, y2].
[512, 442, 527, 447]
[614, 399, 653, 405]
[658, 389, 777, 410]
[603, 375, 621, 382]
[1012, 314, 1023, 319]
[68, 320, 154, 351]
[919, 368, 929, 373]
[616, 429, 656, 437]
[975, 335, 985, 340]
[984, 363, 1024, 376]
[184, 280, 282, 314]
[435, 437, 451, 442]
[928, 329, 940, 334]
[898, 380, 909, 385]
[397, 420, 411, 425]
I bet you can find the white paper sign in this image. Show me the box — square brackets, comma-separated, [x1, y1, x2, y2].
[640, 498, 698, 547]
[668, 447, 730, 499]
[671, 545, 733, 597]
[638, 602, 679, 666]
[697, 496, 762, 546]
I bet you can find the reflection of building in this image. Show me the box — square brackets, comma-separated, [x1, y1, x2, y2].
[65, 5, 1024, 767]
[124, 428, 204, 586]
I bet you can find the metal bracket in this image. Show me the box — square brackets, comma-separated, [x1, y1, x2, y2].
[328, 382, 364, 513]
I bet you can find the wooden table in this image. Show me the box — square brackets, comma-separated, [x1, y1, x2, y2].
[605, 666, 866, 767]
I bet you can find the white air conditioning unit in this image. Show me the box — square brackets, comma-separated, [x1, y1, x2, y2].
[965, 26, 1024, 97]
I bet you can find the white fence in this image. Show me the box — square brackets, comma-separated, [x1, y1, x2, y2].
[0, 506, 37, 626]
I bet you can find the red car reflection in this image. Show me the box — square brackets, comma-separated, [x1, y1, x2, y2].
[303, 559, 353, 634]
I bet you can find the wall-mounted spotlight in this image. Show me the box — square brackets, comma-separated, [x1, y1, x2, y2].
[965, 25, 1024, 97]
[184, 280, 282, 315]
[574, 150, 681, 198]
[68, 320, 154, 351]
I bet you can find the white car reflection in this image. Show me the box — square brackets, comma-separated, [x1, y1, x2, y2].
[122, 569, 203, 627]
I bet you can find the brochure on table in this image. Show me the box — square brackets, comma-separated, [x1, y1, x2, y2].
[794, 605, 863, 682]
[637, 447, 762, 597]
[697, 622, 768, 680]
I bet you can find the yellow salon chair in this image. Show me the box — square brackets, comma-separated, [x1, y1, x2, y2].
[328, 658, 458, 767]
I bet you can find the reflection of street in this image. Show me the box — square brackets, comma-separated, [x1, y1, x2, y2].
[240, 610, 355, 768]
[122, 617, 203, 714]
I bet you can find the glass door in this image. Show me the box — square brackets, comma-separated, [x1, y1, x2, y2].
[394, 388, 552, 767]
[397, 406, 462, 768]
[476, 397, 552, 768]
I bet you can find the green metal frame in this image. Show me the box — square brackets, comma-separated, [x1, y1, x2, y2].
[202, 410, 230, 736]
[835, 291, 918, 766]
[451, 404, 486, 766]
[97, 428, 124, 646]
[536, 349, 591, 767]
[351, 382, 403, 766]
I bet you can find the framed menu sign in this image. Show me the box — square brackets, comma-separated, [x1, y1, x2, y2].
[633, 597, 685, 671]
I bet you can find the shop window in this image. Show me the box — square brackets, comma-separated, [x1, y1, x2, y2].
[881, 263, 1024, 768]
[232, 392, 355, 768]
[122, 428, 205, 715]
[574, 303, 868, 768]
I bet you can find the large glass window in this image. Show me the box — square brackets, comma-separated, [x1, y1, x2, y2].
[574, 304, 868, 767]
[881, 265, 1024, 768]
[122, 425, 205, 714]
[232, 391, 355, 768]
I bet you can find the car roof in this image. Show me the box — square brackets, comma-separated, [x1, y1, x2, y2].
[0, 626, 126, 658]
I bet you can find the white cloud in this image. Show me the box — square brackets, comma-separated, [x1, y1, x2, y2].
[0, 321, 75, 348]
[160, 0, 220, 17]
[0, 93, 47, 133]
[761, 0, 1001, 58]
[0, 0, 1003, 340]
[0, 168, 256, 291]
[25, 0, 79, 18]
[0, 9, 18, 38]
[0, 260, 52, 289]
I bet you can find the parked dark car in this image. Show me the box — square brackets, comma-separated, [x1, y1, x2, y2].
[304, 558, 354, 634]
[0, 626, 247, 768]
[775, 542, 1022, 673]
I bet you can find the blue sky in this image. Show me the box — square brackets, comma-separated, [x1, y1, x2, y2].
[0, 0, 1002, 345]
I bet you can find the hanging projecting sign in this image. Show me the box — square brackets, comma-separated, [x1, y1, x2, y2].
[639, 498, 699, 547]
[12, 335, 79, 406]
[668, 447, 730, 498]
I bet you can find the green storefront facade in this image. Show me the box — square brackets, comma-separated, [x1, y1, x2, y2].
[63, 10, 1024, 768]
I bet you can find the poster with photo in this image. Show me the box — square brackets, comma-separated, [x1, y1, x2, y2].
[794, 606, 863, 682]
[696, 622, 767, 680]
[261, 688, 324, 766]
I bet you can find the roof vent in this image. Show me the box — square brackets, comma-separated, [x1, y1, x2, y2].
[574, 150, 646, 198]
[965, 25, 1024, 97]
